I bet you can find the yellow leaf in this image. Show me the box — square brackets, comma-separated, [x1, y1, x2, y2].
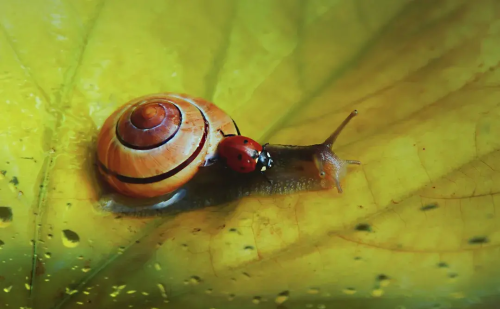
[1, 0, 500, 308]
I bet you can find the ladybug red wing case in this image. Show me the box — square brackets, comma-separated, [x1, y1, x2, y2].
[217, 136, 263, 173]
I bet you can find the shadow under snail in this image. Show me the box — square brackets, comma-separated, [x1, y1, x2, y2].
[94, 92, 361, 217]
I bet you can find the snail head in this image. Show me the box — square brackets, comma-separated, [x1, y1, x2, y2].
[313, 110, 361, 193]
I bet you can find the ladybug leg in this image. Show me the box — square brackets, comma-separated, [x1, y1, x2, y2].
[217, 129, 236, 138]
[202, 158, 217, 167]
[260, 171, 273, 185]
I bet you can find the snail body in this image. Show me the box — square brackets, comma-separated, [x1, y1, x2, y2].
[95, 92, 360, 216]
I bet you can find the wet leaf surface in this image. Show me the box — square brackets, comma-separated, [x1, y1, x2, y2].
[1, 0, 500, 308]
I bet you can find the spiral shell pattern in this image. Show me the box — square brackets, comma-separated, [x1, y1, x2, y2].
[96, 93, 239, 198]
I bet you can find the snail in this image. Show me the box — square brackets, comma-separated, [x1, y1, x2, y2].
[94, 92, 360, 217]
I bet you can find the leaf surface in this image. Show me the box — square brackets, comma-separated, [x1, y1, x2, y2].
[1, 0, 500, 308]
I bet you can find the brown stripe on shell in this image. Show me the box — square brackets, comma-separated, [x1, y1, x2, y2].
[98, 113, 209, 184]
[116, 100, 182, 150]
[96, 92, 240, 198]
[102, 96, 205, 179]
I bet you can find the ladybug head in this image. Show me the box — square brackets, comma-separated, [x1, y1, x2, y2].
[256, 146, 273, 172]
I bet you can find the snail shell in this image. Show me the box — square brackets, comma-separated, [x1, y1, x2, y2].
[96, 93, 239, 198]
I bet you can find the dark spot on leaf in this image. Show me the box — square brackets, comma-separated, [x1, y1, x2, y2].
[229, 228, 237, 232]
[237, 154, 242, 160]
[62, 229, 80, 243]
[243, 139, 248, 144]
[0, 240, 4, 247]
[437, 262, 448, 268]
[355, 223, 371, 232]
[377, 274, 389, 282]
[0, 207, 13, 224]
[9, 176, 19, 186]
[448, 273, 458, 278]
[193, 228, 201, 232]
[354, 256, 361, 260]
[0, 170, 6, 176]
[468, 236, 488, 244]
[278, 290, 289, 297]
[244, 245, 254, 250]
[421, 203, 438, 211]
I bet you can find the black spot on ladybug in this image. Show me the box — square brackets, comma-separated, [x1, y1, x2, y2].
[355, 223, 371, 232]
[421, 203, 438, 211]
[243, 139, 248, 144]
[237, 154, 242, 161]
[468, 236, 488, 244]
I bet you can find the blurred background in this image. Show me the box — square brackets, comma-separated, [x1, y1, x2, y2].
[1, 0, 500, 308]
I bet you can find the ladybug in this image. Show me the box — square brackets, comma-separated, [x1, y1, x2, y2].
[216, 129, 274, 174]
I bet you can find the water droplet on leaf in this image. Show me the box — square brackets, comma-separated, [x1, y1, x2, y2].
[275, 290, 289, 304]
[61, 229, 80, 248]
[371, 288, 384, 297]
[0, 207, 13, 228]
